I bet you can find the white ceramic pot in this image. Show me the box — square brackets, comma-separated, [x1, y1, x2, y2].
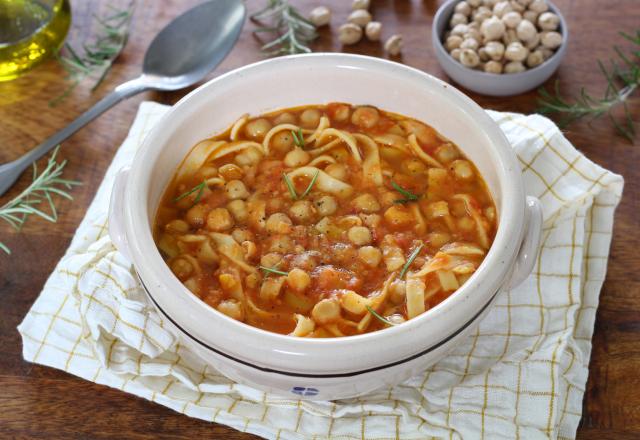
[108, 54, 542, 401]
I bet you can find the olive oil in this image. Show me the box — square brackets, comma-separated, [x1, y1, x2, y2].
[0, 0, 71, 81]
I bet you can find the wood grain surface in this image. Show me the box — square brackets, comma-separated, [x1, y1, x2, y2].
[1, 0, 638, 438]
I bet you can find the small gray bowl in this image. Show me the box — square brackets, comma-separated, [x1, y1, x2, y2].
[432, 0, 568, 97]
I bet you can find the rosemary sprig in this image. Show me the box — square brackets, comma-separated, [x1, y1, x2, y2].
[282, 172, 298, 200]
[299, 170, 320, 199]
[0, 147, 81, 255]
[366, 305, 397, 327]
[259, 265, 289, 276]
[399, 244, 424, 279]
[251, 0, 317, 56]
[51, 2, 135, 106]
[173, 181, 206, 207]
[391, 180, 420, 204]
[292, 128, 306, 148]
[537, 29, 640, 142]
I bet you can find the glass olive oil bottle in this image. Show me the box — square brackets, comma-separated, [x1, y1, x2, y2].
[0, 0, 71, 81]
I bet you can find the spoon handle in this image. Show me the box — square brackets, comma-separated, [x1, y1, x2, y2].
[10, 77, 149, 172]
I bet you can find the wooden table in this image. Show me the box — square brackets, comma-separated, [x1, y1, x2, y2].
[1, 0, 638, 438]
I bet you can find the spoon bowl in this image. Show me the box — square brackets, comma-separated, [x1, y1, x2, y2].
[0, 0, 246, 197]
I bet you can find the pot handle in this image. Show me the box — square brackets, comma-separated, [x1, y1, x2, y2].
[506, 196, 543, 289]
[108, 167, 133, 262]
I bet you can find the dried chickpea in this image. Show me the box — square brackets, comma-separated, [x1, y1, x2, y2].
[165, 219, 189, 234]
[289, 200, 316, 224]
[314, 195, 338, 216]
[218, 164, 243, 180]
[450, 159, 475, 180]
[217, 299, 244, 321]
[170, 257, 193, 281]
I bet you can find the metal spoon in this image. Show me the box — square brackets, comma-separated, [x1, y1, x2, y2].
[0, 0, 246, 196]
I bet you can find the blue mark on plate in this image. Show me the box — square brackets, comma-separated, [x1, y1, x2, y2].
[291, 386, 319, 397]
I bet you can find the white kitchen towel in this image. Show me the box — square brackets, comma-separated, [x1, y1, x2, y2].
[18, 101, 623, 440]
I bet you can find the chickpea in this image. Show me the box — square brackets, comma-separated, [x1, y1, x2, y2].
[348, 226, 372, 246]
[225, 180, 250, 200]
[458, 216, 476, 231]
[451, 160, 475, 181]
[244, 118, 272, 141]
[165, 219, 189, 234]
[218, 164, 243, 180]
[300, 108, 321, 128]
[266, 213, 293, 234]
[314, 195, 338, 216]
[274, 112, 296, 125]
[427, 231, 451, 248]
[331, 104, 351, 122]
[217, 299, 244, 321]
[351, 106, 380, 129]
[402, 158, 427, 175]
[196, 165, 218, 180]
[352, 193, 381, 213]
[383, 205, 415, 229]
[389, 279, 406, 304]
[325, 163, 348, 181]
[287, 268, 311, 292]
[271, 130, 295, 154]
[269, 235, 294, 254]
[289, 200, 316, 224]
[170, 257, 193, 281]
[357, 246, 382, 267]
[245, 272, 261, 289]
[360, 213, 382, 228]
[284, 148, 311, 167]
[235, 148, 262, 166]
[260, 252, 282, 268]
[207, 208, 234, 232]
[435, 143, 459, 164]
[185, 204, 208, 228]
[227, 199, 248, 223]
[311, 298, 341, 325]
[231, 227, 253, 243]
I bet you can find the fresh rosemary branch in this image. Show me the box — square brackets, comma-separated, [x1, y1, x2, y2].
[51, 2, 135, 106]
[537, 29, 640, 141]
[251, 0, 317, 56]
[0, 147, 81, 255]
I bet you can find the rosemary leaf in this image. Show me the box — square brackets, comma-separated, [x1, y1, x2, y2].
[299, 170, 320, 199]
[391, 180, 419, 201]
[399, 244, 424, 279]
[291, 128, 305, 148]
[259, 265, 289, 276]
[282, 172, 298, 200]
[366, 306, 397, 327]
[173, 181, 206, 206]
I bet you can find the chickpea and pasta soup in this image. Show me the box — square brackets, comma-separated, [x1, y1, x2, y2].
[154, 104, 497, 337]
